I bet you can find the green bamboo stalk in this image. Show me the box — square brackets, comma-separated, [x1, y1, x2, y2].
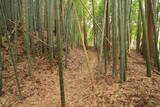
[83, 9, 87, 47]
[10, 0, 14, 20]
[1, 3, 24, 98]
[13, 0, 18, 20]
[17, 0, 22, 21]
[139, 0, 152, 77]
[0, 0, 6, 47]
[112, 0, 118, 78]
[125, 0, 130, 70]
[91, 0, 97, 47]
[46, 0, 54, 71]
[0, 53, 3, 95]
[0, 22, 2, 47]
[7, 35, 22, 97]
[104, 0, 109, 73]
[127, 0, 132, 52]
[124, 0, 128, 81]
[119, 0, 125, 81]
[150, 0, 160, 72]
[136, 7, 142, 52]
[0, 36, 2, 48]
[64, 1, 73, 67]
[98, 0, 108, 74]
[28, 0, 35, 57]
[22, 0, 32, 76]
[55, 0, 65, 106]
[36, 0, 44, 55]
[44, 1, 48, 31]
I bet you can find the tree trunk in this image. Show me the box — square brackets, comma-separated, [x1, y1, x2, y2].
[112, 0, 119, 78]
[56, 0, 66, 106]
[0, 53, 3, 95]
[139, 0, 152, 77]
[91, 0, 96, 47]
[136, 8, 142, 52]
[147, 0, 154, 59]
[83, 9, 87, 47]
[104, 0, 110, 73]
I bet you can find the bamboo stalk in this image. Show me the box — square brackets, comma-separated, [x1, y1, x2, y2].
[22, 0, 32, 76]
[46, 0, 54, 71]
[139, 0, 152, 77]
[7, 35, 22, 97]
[0, 53, 3, 95]
[112, 0, 118, 78]
[150, 0, 160, 72]
[55, 0, 66, 106]
[98, 0, 108, 74]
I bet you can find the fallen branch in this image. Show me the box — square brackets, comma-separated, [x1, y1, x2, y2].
[33, 36, 53, 48]
[151, 66, 160, 75]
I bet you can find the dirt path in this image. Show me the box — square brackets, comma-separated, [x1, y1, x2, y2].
[64, 47, 97, 107]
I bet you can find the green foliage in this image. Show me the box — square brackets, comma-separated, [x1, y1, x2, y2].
[130, 0, 139, 40]
[95, 0, 105, 23]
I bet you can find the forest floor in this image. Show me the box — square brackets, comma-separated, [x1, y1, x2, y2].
[0, 43, 160, 107]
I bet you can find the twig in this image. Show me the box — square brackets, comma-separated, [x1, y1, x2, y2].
[34, 36, 53, 48]
[151, 66, 160, 75]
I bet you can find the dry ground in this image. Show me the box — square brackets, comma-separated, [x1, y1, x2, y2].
[0, 46, 160, 107]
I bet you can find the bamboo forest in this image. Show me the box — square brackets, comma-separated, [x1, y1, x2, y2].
[0, 0, 160, 106]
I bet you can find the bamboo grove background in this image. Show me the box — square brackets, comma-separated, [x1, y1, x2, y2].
[0, 0, 160, 106]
